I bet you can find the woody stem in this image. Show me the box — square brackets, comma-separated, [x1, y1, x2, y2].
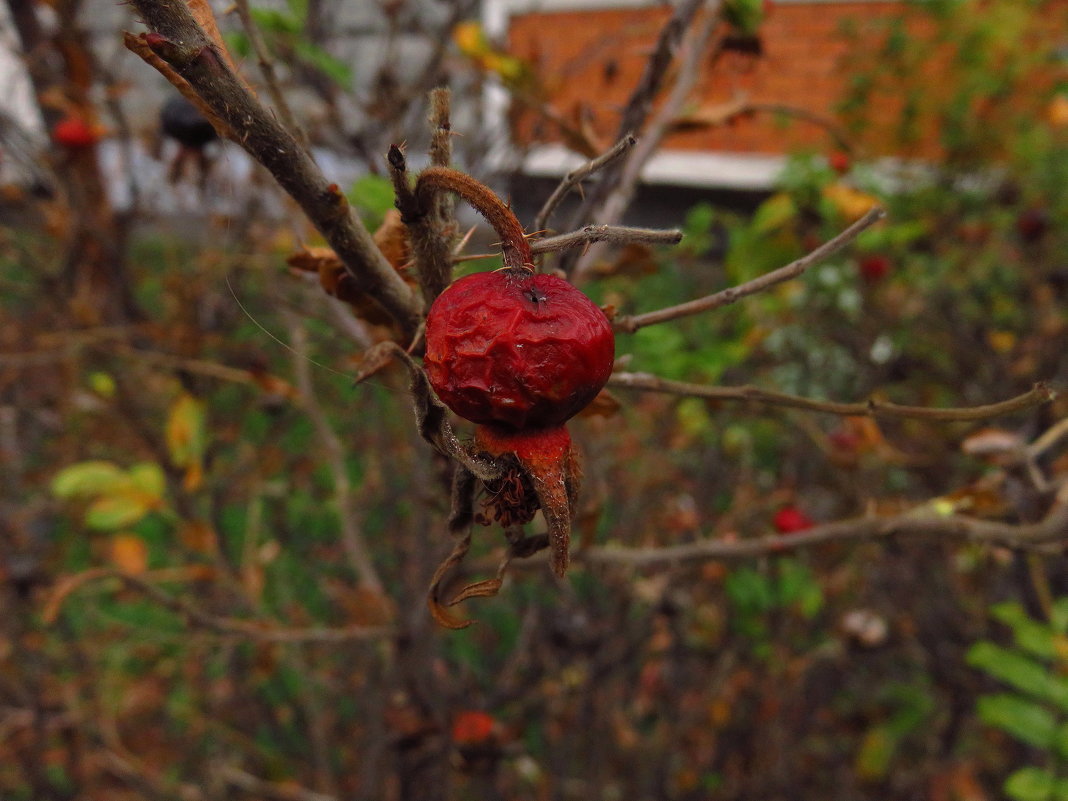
[414, 167, 533, 271]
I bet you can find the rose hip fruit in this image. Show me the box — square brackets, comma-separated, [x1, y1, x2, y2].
[424, 268, 615, 431]
[52, 115, 98, 149]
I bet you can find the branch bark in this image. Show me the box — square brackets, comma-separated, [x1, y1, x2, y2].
[125, 1, 422, 339]
[582, 497, 1068, 568]
[608, 372, 1056, 422]
[615, 206, 885, 333]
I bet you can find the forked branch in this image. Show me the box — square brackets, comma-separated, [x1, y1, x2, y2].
[615, 206, 885, 333]
[125, 0, 422, 339]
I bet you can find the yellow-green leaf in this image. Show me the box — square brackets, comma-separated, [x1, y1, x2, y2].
[165, 393, 206, 469]
[84, 492, 154, 531]
[51, 461, 127, 500]
[88, 371, 116, 398]
[855, 725, 895, 781]
[127, 462, 167, 500]
[751, 192, 798, 234]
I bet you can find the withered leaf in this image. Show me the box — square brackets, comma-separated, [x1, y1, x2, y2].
[577, 388, 622, 418]
[373, 208, 411, 272]
[353, 341, 398, 385]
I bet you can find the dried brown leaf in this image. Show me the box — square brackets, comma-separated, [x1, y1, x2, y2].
[353, 341, 398, 385]
[373, 209, 411, 272]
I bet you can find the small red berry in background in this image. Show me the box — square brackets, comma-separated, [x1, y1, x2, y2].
[451, 710, 496, 745]
[858, 254, 891, 282]
[774, 506, 814, 534]
[52, 115, 98, 150]
[828, 150, 851, 175]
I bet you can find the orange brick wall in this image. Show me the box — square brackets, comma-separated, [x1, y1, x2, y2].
[505, 1, 1061, 160]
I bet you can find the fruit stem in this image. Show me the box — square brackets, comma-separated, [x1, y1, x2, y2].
[415, 167, 533, 272]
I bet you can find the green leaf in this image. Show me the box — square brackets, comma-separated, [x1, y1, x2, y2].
[776, 559, 823, 618]
[1004, 767, 1062, 801]
[725, 567, 776, 614]
[84, 492, 154, 531]
[1050, 598, 1068, 635]
[348, 174, 396, 230]
[51, 461, 127, 499]
[249, 7, 302, 35]
[976, 693, 1056, 749]
[854, 724, 897, 781]
[293, 40, 352, 87]
[967, 641, 1068, 711]
[991, 602, 1056, 660]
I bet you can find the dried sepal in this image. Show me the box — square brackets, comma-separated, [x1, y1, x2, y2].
[474, 424, 582, 577]
[427, 527, 477, 630]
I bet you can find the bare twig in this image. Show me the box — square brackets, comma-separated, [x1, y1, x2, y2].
[387, 143, 452, 306]
[428, 87, 453, 171]
[561, 0, 711, 275]
[43, 568, 392, 642]
[572, 3, 721, 281]
[744, 102, 853, 153]
[612, 0, 707, 150]
[533, 134, 637, 236]
[581, 496, 1068, 568]
[615, 207, 885, 333]
[125, 2, 422, 339]
[1030, 417, 1068, 459]
[231, 0, 307, 146]
[608, 372, 1056, 422]
[532, 224, 682, 254]
[217, 765, 337, 801]
[109, 344, 259, 385]
[288, 315, 385, 595]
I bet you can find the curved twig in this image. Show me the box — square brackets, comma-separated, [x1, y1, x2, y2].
[608, 372, 1056, 422]
[582, 499, 1068, 568]
[615, 206, 885, 333]
[43, 568, 392, 641]
[533, 134, 637, 236]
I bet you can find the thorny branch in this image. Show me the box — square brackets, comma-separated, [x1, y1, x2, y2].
[582, 492, 1068, 568]
[614, 206, 886, 333]
[608, 373, 1056, 422]
[230, 0, 306, 145]
[533, 225, 683, 254]
[533, 134, 637, 236]
[125, 0, 423, 339]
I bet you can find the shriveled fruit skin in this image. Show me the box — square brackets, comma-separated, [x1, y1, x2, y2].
[424, 269, 615, 430]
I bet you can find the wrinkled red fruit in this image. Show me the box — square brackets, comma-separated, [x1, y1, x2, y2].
[424, 268, 615, 430]
[52, 115, 97, 149]
[774, 506, 814, 534]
